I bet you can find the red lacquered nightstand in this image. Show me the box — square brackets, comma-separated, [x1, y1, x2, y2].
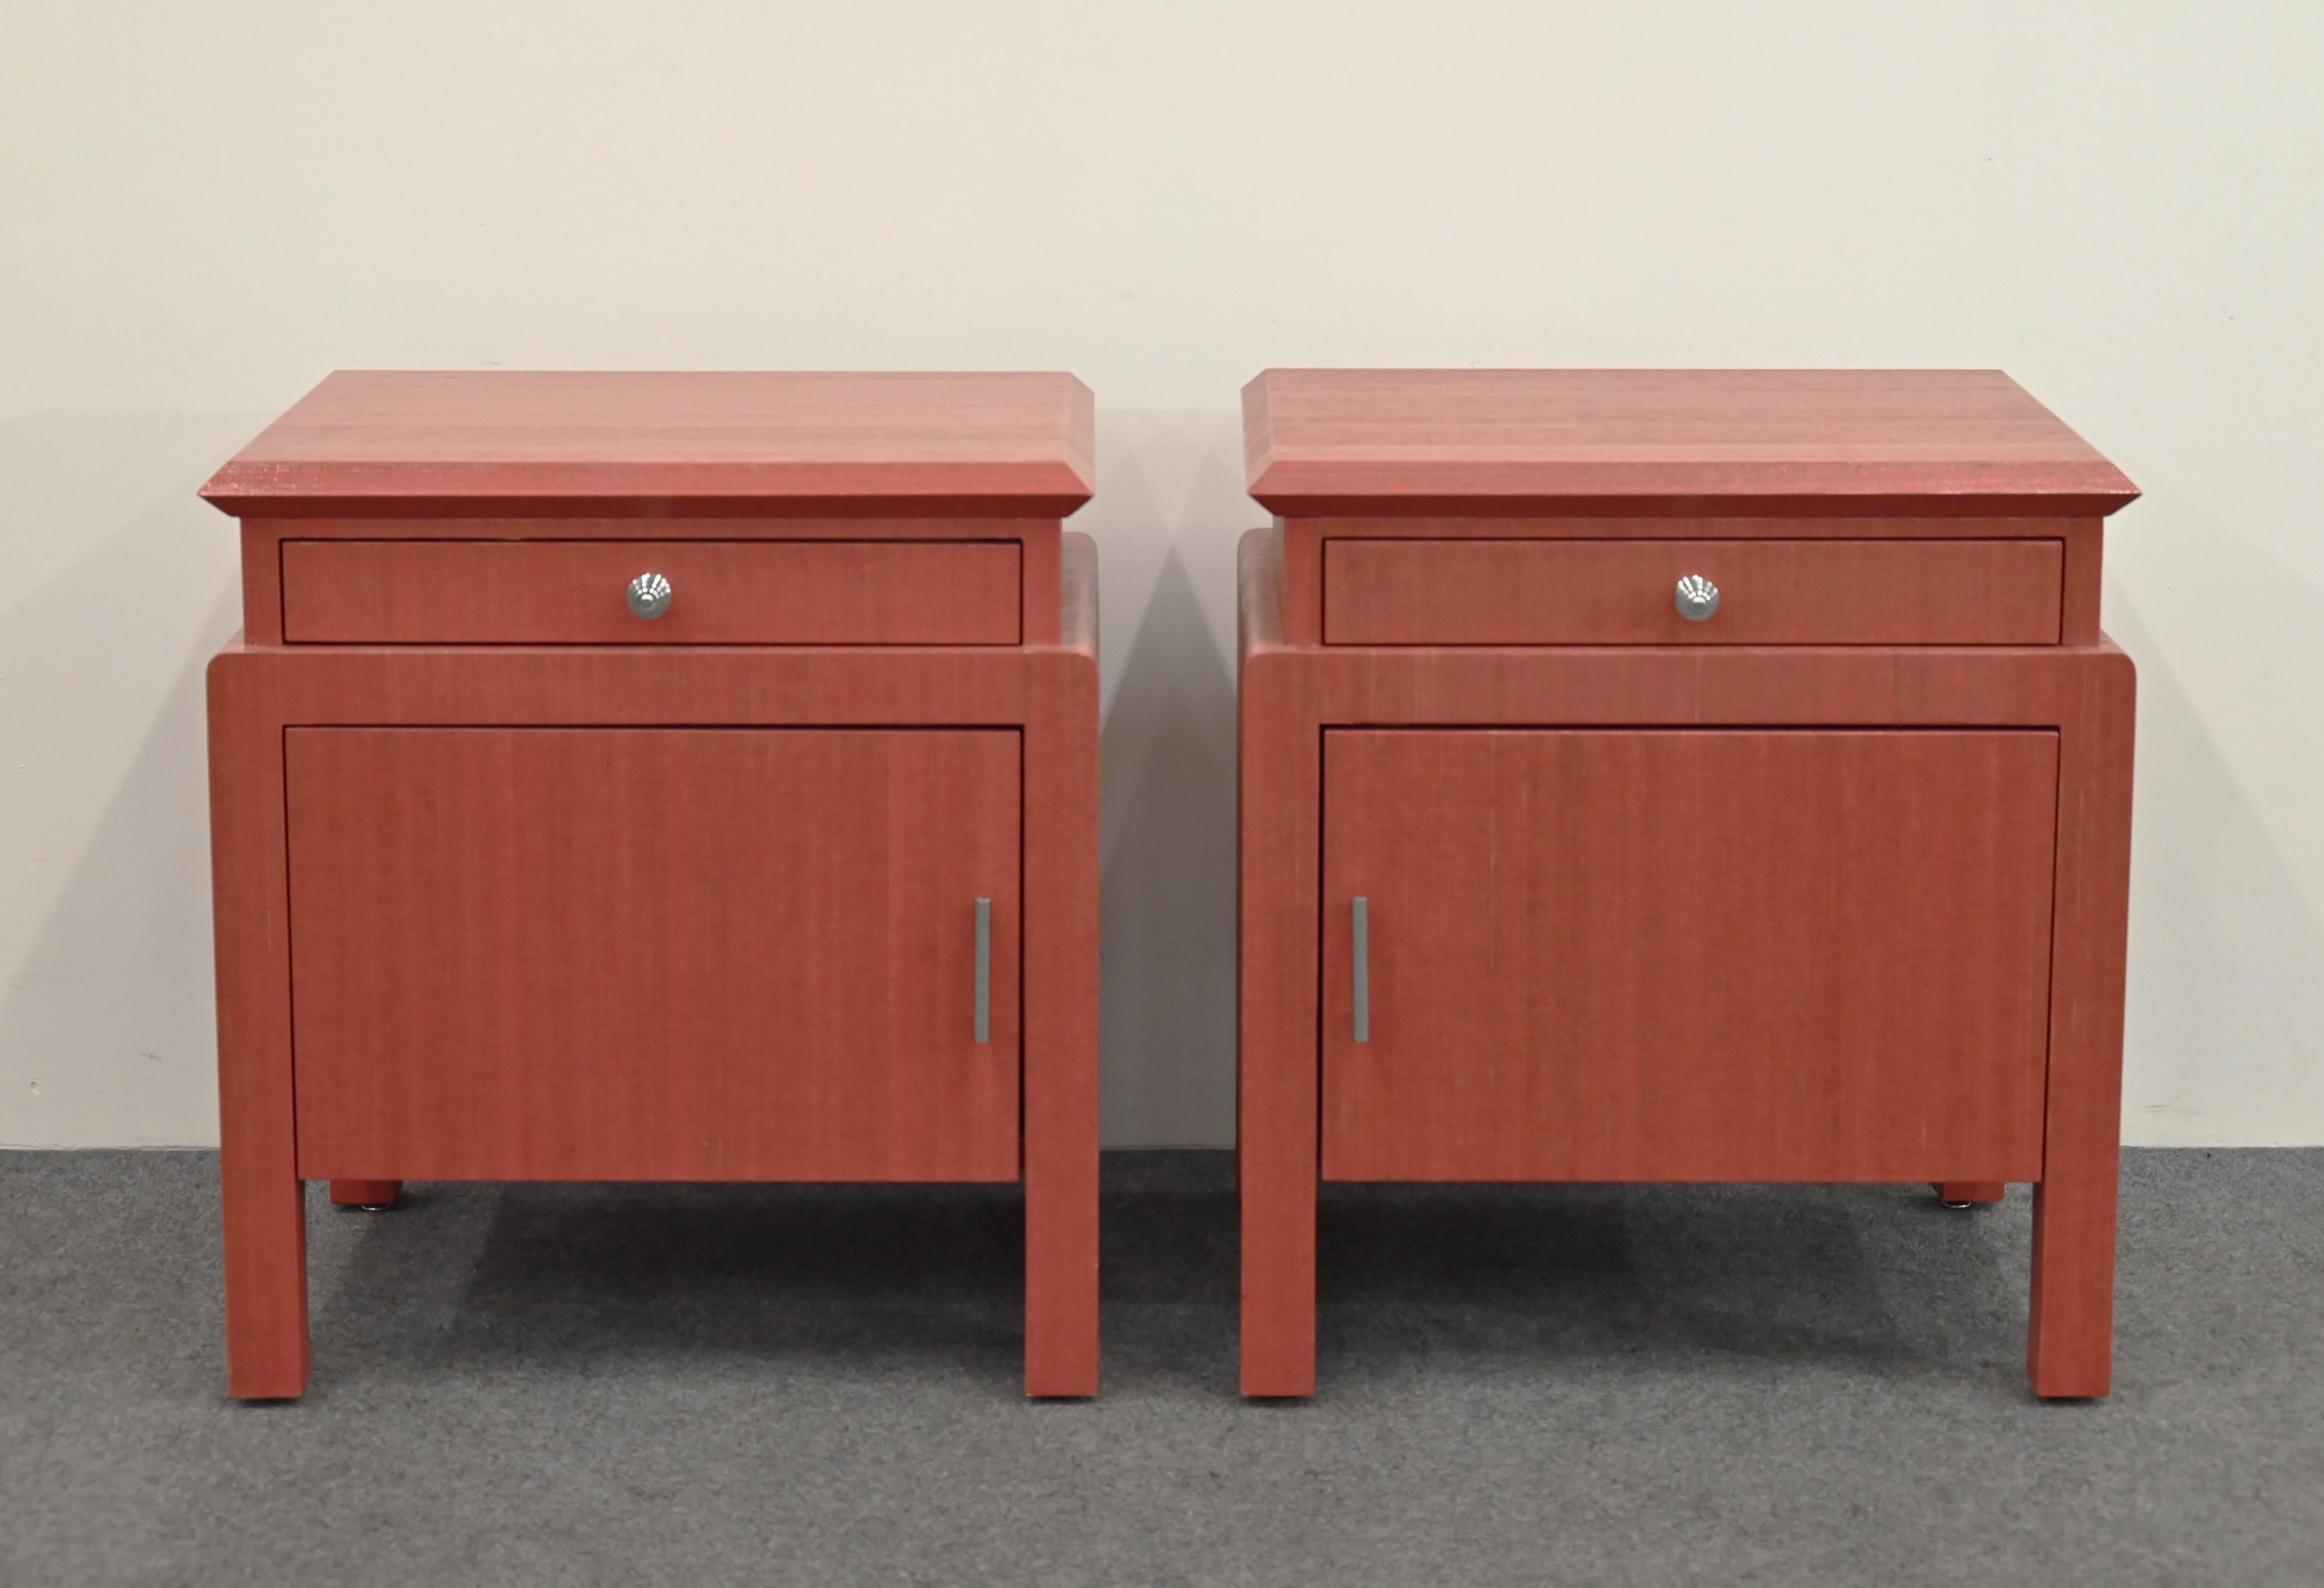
[203, 371, 1101, 1398]
[1236, 369, 2137, 1399]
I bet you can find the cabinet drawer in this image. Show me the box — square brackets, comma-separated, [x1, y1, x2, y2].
[1323, 537, 2062, 645]
[286, 727, 1021, 1182]
[280, 538, 1022, 644]
[1321, 728, 2058, 1182]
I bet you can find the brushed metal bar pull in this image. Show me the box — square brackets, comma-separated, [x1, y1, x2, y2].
[974, 897, 991, 1044]
[1352, 896, 1370, 1044]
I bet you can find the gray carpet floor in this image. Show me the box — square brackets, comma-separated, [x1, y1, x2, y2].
[2, 1149, 2319, 1587]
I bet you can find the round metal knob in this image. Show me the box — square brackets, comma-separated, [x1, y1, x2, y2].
[1674, 574, 1720, 623]
[626, 572, 673, 620]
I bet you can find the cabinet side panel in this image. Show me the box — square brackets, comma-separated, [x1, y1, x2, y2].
[238, 524, 285, 646]
[2059, 521, 2105, 646]
[1279, 520, 1323, 646]
[1020, 524, 1063, 645]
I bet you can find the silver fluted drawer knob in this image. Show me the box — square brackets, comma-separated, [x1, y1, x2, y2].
[626, 572, 673, 620]
[1674, 573, 1720, 622]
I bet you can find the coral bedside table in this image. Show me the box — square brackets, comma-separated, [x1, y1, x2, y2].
[202, 371, 1100, 1399]
[1237, 369, 2138, 1399]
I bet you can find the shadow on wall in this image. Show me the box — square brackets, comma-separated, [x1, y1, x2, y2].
[0, 412, 254, 1146]
[1081, 412, 1254, 1148]
[2103, 486, 2324, 1145]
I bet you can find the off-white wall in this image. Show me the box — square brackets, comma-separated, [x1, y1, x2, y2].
[5, 2, 2320, 1147]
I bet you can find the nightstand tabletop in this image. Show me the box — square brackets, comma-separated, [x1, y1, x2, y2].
[1243, 368, 2138, 518]
[202, 369, 1096, 519]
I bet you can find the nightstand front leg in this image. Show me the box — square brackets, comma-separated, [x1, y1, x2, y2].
[1239, 654, 1320, 1396]
[2029, 1165, 2118, 1396]
[1022, 656, 1101, 1397]
[221, 1164, 309, 1399]
[209, 655, 311, 1400]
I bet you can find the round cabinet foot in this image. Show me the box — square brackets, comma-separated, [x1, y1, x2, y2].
[329, 1178, 404, 1211]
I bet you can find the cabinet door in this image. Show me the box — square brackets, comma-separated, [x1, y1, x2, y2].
[288, 728, 1019, 1181]
[1322, 729, 2058, 1182]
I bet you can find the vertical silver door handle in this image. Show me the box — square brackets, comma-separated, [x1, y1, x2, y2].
[974, 897, 991, 1044]
[1352, 896, 1370, 1044]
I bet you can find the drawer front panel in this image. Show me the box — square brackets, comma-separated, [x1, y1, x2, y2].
[1323, 537, 2062, 645]
[1321, 728, 2058, 1182]
[280, 538, 1021, 644]
[288, 727, 1021, 1181]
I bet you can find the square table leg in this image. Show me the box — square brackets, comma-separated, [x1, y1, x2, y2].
[1023, 652, 1102, 1397]
[2029, 654, 2137, 1399]
[1239, 651, 1321, 1396]
[210, 655, 311, 1400]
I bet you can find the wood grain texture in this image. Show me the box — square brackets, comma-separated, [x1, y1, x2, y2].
[1295, 513, 2100, 543]
[207, 637, 1085, 729]
[207, 535, 1103, 1399]
[206, 372, 1102, 1397]
[240, 518, 1064, 650]
[1023, 529, 1102, 1392]
[1276, 513, 1322, 648]
[202, 371, 1095, 518]
[1021, 526, 1064, 647]
[1239, 526, 1322, 1396]
[242, 515, 1060, 542]
[288, 729, 1021, 1182]
[239, 524, 284, 646]
[1324, 538, 2062, 646]
[207, 655, 308, 1399]
[2030, 647, 2137, 1397]
[280, 539, 1022, 646]
[2060, 520, 2106, 647]
[1245, 370, 2140, 517]
[1272, 516, 2097, 648]
[1244, 563, 2142, 735]
[1234, 525, 2138, 1397]
[1321, 729, 2057, 1181]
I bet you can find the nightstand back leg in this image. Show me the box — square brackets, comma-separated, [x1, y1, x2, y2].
[2028, 655, 2136, 1399]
